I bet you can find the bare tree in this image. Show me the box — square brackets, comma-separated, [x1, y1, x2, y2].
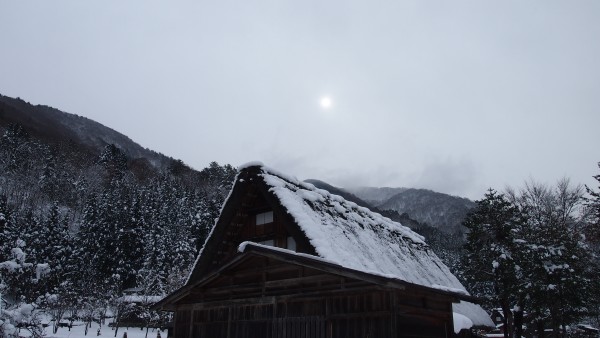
[506, 178, 594, 338]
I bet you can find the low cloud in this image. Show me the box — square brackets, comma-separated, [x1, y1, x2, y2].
[413, 157, 483, 199]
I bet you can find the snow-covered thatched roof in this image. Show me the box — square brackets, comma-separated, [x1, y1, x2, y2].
[187, 163, 493, 328]
[252, 164, 492, 327]
[260, 165, 461, 289]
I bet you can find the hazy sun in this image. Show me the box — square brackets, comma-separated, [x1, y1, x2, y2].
[320, 96, 332, 109]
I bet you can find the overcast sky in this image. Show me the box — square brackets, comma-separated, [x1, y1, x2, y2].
[1, 1, 599, 199]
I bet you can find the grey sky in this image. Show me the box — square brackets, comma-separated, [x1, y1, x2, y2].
[1, 1, 599, 199]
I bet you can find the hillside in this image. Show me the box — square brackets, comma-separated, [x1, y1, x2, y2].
[348, 186, 475, 235]
[377, 189, 474, 234]
[0, 93, 237, 301]
[344, 186, 408, 205]
[304, 179, 373, 209]
[0, 94, 170, 170]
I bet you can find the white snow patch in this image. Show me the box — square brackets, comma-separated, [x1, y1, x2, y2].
[453, 301, 495, 327]
[431, 284, 470, 296]
[238, 241, 337, 265]
[237, 161, 265, 170]
[36, 263, 51, 279]
[11, 248, 26, 262]
[453, 312, 474, 333]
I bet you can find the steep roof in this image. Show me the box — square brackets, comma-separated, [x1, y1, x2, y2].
[259, 166, 458, 289]
[186, 163, 493, 327]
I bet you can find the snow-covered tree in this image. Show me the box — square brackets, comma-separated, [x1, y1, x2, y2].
[585, 162, 600, 253]
[1, 239, 49, 338]
[508, 179, 597, 338]
[584, 162, 600, 327]
[462, 189, 526, 338]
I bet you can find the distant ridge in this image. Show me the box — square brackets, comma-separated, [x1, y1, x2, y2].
[0, 94, 170, 169]
[361, 187, 475, 234]
[345, 186, 408, 206]
[306, 179, 473, 236]
[304, 179, 373, 209]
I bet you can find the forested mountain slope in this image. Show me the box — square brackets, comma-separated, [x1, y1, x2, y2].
[349, 186, 475, 235]
[0, 94, 237, 306]
[0, 95, 169, 170]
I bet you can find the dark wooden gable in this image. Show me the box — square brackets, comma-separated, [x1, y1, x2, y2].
[163, 244, 458, 338]
[188, 166, 316, 283]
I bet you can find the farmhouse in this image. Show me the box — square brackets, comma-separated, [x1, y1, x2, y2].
[154, 163, 493, 338]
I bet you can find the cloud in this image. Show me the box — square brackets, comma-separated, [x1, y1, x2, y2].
[412, 157, 482, 199]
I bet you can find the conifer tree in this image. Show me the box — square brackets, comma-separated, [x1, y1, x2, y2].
[462, 189, 526, 338]
[0, 195, 15, 263]
[585, 162, 600, 254]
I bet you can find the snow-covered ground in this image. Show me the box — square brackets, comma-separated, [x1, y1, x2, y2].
[43, 322, 165, 338]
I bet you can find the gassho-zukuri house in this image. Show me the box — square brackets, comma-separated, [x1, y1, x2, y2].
[153, 163, 494, 338]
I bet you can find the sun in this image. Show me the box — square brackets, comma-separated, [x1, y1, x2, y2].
[320, 96, 332, 109]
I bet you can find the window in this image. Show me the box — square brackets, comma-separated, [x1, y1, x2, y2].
[256, 210, 274, 225]
[258, 239, 274, 246]
[287, 236, 296, 251]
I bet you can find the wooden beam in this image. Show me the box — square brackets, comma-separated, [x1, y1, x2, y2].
[198, 284, 381, 308]
[263, 274, 340, 288]
[327, 311, 393, 319]
[220, 262, 300, 278]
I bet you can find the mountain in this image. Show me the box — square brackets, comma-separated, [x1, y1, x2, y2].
[311, 180, 474, 235]
[344, 186, 408, 206]
[0, 94, 170, 170]
[304, 179, 373, 209]
[346, 185, 475, 235]
[305, 180, 466, 273]
[0, 93, 237, 303]
[376, 189, 475, 234]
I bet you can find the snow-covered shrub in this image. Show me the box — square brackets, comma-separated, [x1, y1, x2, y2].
[0, 302, 45, 338]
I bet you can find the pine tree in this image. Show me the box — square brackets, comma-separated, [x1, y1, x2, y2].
[583, 163, 600, 327]
[585, 162, 600, 254]
[462, 189, 526, 338]
[98, 144, 129, 183]
[0, 195, 15, 263]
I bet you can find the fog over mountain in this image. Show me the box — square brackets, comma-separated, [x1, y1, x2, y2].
[313, 179, 475, 235]
[344, 187, 409, 206]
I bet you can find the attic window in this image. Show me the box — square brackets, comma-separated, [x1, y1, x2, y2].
[258, 239, 274, 247]
[287, 236, 296, 251]
[256, 211, 274, 225]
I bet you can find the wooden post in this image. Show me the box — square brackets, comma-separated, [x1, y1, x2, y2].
[272, 299, 278, 338]
[390, 293, 397, 338]
[326, 298, 332, 338]
[188, 310, 194, 338]
[226, 307, 231, 338]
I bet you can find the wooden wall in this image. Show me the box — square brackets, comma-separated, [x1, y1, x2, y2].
[174, 289, 453, 338]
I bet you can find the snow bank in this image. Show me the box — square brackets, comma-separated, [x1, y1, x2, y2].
[453, 301, 494, 327]
[453, 312, 474, 333]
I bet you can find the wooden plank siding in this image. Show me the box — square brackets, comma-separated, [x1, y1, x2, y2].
[175, 287, 453, 338]
[175, 291, 451, 338]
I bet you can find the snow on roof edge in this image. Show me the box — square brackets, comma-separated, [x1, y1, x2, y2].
[237, 161, 264, 170]
[239, 241, 478, 299]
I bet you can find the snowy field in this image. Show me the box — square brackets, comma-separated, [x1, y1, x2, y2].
[43, 322, 165, 338]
